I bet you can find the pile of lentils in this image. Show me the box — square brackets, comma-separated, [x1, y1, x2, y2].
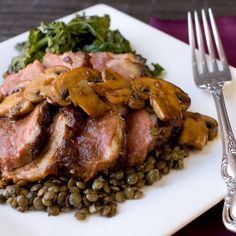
[0, 144, 189, 220]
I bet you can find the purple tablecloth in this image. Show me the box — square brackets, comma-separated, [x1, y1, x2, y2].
[149, 16, 236, 235]
[149, 16, 236, 67]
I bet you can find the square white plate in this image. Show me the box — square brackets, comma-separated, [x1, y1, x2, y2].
[1, 4, 236, 236]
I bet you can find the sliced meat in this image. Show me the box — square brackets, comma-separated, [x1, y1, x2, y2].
[0, 102, 50, 172]
[89, 52, 145, 81]
[42, 51, 90, 69]
[126, 109, 158, 166]
[76, 112, 126, 180]
[2, 107, 83, 182]
[1, 60, 44, 96]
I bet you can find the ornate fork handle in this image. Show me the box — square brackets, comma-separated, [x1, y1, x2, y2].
[207, 82, 236, 231]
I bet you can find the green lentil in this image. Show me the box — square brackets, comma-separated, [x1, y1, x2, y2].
[47, 205, 60, 216]
[33, 197, 44, 210]
[124, 187, 134, 199]
[16, 195, 29, 207]
[115, 192, 125, 202]
[134, 190, 143, 199]
[0, 143, 191, 220]
[126, 173, 138, 185]
[76, 181, 85, 189]
[69, 193, 82, 208]
[101, 205, 111, 216]
[146, 169, 160, 184]
[75, 212, 87, 220]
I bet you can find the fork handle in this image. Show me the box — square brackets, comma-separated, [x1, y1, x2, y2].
[208, 83, 236, 232]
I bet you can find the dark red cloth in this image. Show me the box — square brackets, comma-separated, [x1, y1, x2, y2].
[149, 16, 236, 235]
[149, 16, 236, 67]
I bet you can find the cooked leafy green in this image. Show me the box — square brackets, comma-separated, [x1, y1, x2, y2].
[8, 14, 133, 72]
[144, 63, 164, 77]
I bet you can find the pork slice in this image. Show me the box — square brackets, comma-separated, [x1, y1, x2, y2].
[42, 51, 90, 69]
[1, 60, 44, 96]
[89, 52, 145, 81]
[76, 112, 126, 180]
[0, 102, 50, 172]
[126, 109, 158, 166]
[2, 107, 82, 182]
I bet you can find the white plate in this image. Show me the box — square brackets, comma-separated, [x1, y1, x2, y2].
[0, 4, 236, 236]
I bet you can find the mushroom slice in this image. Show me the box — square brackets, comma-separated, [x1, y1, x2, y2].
[23, 66, 70, 104]
[0, 91, 33, 119]
[70, 80, 110, 117]
[23, 74, 54, 103]
[91, 69, 132, 105]
[184, 111, 218, 141]
[177, 116, 209, 150]
[53, 67, 101, 106]
[132, 77, 191, 125]
[44, 65, 70, 76]
[0, 92, 3, 103]
[128, 93, 146, 110]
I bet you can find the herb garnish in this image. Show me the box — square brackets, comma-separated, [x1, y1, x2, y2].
[8, 14, 132, 72]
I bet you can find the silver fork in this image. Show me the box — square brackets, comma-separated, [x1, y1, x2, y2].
[188, 9, 236, 232]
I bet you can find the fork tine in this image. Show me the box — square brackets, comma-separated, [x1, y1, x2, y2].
[208, 8, 228, 66]
[188, 12, 199, 79]
[194, 11, 208, 73]
[201, 9, 218, 71]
